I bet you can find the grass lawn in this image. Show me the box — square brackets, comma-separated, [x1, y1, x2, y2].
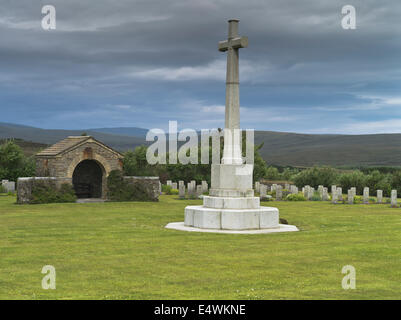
[0, 194, 400, 300]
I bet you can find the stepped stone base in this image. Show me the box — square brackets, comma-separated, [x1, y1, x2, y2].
[203, 195, 260, 209]
[184, 205, 279, 230]
[165, 222, 299, 234]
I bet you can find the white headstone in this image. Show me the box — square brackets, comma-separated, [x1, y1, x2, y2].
[201, 181, 208, 193]
[259, 184, 267, 199]
[377, 190, 383, 204]
[337, 187, 343, 201]
[363, 187, 369, 204]
[347, 189, 353, 204]
[322, 187, 329, 201]
[332, 188, 338, 204]
[179, 184, 186, 199]
[276, 185, 283, 201]
[391, 190, 397, 208]
[196, 185, 203, 197]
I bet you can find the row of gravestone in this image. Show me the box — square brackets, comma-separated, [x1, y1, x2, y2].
[254, 182, 399, 206]
[328, 185, 398, 207]
[255, 182, 299, 201]
[166, 180, 209, 199]
[1, 180, 16, 193]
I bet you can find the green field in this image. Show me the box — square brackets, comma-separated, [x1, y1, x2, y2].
[1, 194, 400, 300]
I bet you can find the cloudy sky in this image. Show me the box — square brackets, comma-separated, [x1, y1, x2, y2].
[1, 0, 401, 133]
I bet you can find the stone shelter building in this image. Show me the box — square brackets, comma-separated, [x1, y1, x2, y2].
[35, 136, 123, 199]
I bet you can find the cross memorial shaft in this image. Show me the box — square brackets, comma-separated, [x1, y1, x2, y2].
[218, 19, 248, 165]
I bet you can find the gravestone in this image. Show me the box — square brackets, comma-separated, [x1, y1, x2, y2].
[347, 189, 353, 204]
[167, 180, 172, 187]
[259, 184, 267, 199]
[351, 187, 356, 196]
[307, 187, 314, 200]
[276, 185, 283, 201]
[2, 180, 15, 193]
[202, 181, 208, 193]
[172, 182, 178, 190]
[303, 185, 309, 198]
[332, 188, 338, 204]
[337, 187, 343, 201]
[377, 190, 383, 204]
[318, 185, 323, 198]
[179, 184, 186, 199]
[187, 182, 195, 198]
[255, 181, 260, 193]
[196, 185, 203, 198]
[285, 183, 290, 190]
[363, 187, 369, 204]
[331, 185, 337, 197]
[322, 187, 329, 201]
[391, 190, 397, 207]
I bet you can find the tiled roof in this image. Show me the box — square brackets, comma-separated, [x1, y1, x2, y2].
[36, 136, 91, 156]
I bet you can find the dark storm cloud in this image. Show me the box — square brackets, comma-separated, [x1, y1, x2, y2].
[0, 0, 401, 132]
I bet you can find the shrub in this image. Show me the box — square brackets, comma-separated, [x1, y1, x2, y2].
[336, 171, 366, 195]
[353, 196, 362, 204]
[265, 167, 280, 180]
[107, 170, 154, 202]
[311, 191, 322, 201]
[286, 193, 306, 201]
[0, 140, 35, 182]
[162, 185, 172, 194]
[31, 182, 76, 204]
[170, 188, 179, 195]
[293, 167, 337, 189]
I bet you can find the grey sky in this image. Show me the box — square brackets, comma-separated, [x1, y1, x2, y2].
[1, 0, 401, 133]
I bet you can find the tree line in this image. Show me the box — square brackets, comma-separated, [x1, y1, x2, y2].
[1, 139, 401, 197]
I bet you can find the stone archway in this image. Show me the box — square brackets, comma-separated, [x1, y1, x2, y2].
[66, 152, 112, 199]
[72, 160, 105, 198]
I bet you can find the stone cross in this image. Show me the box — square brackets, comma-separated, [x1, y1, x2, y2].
[218, 19, 248, 165]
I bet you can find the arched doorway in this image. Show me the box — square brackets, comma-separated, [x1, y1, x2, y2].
[72, 160, 104, 198]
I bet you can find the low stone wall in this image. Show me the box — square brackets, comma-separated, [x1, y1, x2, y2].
[123, 176, 160, 202]
[17, 177, 73, 204]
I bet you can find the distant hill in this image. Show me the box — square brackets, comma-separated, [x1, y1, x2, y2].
[88, 127, 148, 137]
[0, 138, 48, 157]
[2, 122, 401, 167]
[0, 123, 147, 152]
[255, 131, 401, 167]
